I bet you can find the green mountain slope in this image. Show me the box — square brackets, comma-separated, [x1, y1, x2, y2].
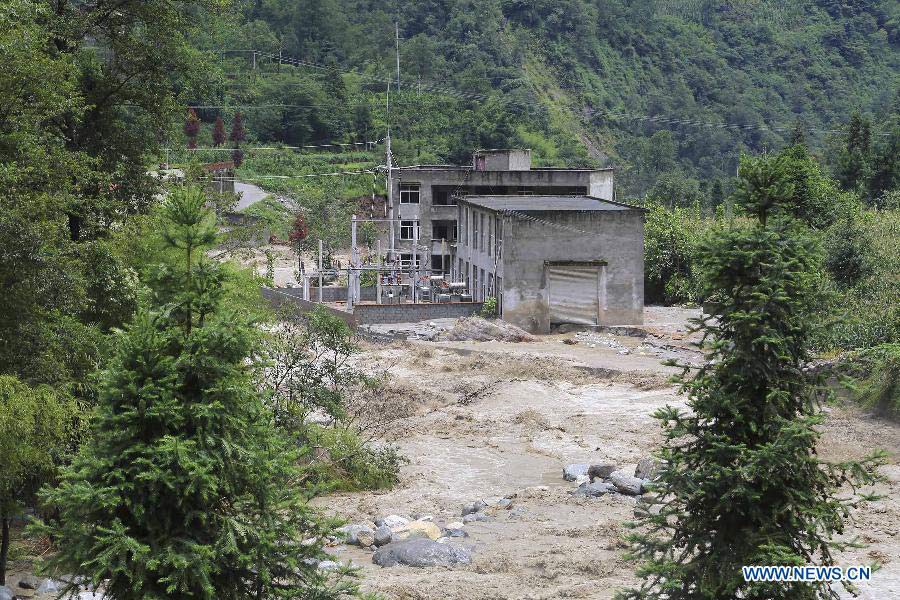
[190, 0, 900, 200]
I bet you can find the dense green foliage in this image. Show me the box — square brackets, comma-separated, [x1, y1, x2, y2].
[37, 189, 354, 599]
[266, 306, 406, 491]
[841, 344, 900, 420]
[0, 377, 77, 584]
[183, 0, 900, 199]
[621, 154, 884, 600]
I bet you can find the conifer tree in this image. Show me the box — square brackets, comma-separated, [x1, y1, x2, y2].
[231, 111, 246, 167]
[836, 112, 873, 196]
[213, 115, 227, 147]
[620, 154, 883, 600]
[37, 187, 354, 599]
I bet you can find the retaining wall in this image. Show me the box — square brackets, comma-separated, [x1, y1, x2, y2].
[353, 302, 483, 325]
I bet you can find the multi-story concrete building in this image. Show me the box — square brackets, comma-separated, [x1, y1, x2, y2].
[455, 195, 645, 333]
[388, 149, 615, 274]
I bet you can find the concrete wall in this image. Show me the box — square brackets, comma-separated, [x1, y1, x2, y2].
[260, 288, 357, 326]
[500, 211, 644, 333]
[270, 286, 377, 303]
[390, 166, 614, 258]
[457, 208, 644, 334]
[353, 302, 484, 325]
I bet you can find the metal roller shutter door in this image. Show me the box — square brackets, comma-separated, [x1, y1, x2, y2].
[548, 265, 599, 326]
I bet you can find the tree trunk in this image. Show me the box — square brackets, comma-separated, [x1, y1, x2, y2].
[0, 515, 9, 586]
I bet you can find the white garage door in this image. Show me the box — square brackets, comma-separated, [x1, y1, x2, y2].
[548, 265, 599, 326]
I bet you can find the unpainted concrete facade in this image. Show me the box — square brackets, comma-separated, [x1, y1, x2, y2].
[388, 150, 614, 274]
[455, 196, 645, 334]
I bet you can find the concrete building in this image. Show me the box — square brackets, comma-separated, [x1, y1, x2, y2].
[455, 195, 645, 333]
[388, 149, 615, 275]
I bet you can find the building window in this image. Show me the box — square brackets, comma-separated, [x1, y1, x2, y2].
[399, 183, 420, 204]
[400, 220, 418, 240]
[480, 214, 485, 252]
[472, 211, 479, 251]
[496, 218, 503, 259]
[431, 255, 445, 272]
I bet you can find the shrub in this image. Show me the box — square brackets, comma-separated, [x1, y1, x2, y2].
[841, 344, 900, 420]
[480, 296, 498, 317]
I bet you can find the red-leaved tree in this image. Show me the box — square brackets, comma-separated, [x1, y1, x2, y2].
[230, 111, 246, 167]
[213, 116, 226, 147]
[288, 213, 308, 270]
[184, 108, 200, 148]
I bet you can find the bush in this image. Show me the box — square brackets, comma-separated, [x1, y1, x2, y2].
[642, 202, 707, 305]
[303, 426, 407, 491]
[480, 296, 498, 317]
[841, 344, 900, 420]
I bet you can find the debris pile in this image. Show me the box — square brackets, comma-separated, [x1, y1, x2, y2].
[435, 317, 537, 343]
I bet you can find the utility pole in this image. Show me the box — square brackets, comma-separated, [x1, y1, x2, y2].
[386, 132, 395, 261]
[395, 22, 401, 93]
[411, 219, 418, 304]
[318, 239, 323, 303]
[376, 239, 383, 304]
[347, 215, 359, 312]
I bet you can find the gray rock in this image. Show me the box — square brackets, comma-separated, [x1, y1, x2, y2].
[610, 470, 644, 495]
[0, 585, 13, 600]
[372, 538, 472, 568]
[374, 525, 393, 546]
[444, 528, 468, 538]
[571, 481, 616, 497]
[375, 515, 409, 529]
[563, 463, 589, 481]
[509, 506, 528, 518]
[635, 457, 661, 481]
[337, 523, 374, 546]
[461, 499, 486, 516]
[37, 579, 62, 594]
[18, 575, 42, 590]
[587, 464, 618, 482]
[462, 512, 491, 524]
[318, 560, 341, 571]
[497, 498, 513, 509]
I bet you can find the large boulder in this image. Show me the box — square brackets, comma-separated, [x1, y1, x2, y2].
[392, 520, 442, 541]
[610, 470, 644, 495]
[372, 538, 472, 568]
[374, 525, 393, 547]
[563, 464, 590, 481]
[587, 464, 618, 482]
[635, 457, 661, 481]
[376, 515, 410, 530]
[571, 481, 616, 498]
[336, 523, 375, 546]
[356, 528, 376, 548]
[0, 585, 13, 600]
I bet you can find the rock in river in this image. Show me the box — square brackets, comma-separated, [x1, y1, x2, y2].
[610, 470, 644, 495]
[372, 538, 472, 568]
[563, 464, 589, 481]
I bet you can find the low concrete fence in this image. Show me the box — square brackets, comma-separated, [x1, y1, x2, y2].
[269, 286, 377, 303]
[353, 302, 483, 325]
[262, 287, 483, 326]
[261, 288, 357, 326]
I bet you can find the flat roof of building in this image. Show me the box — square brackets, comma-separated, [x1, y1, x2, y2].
[458, 195, 644, 212]
[397, 165, 614, 172]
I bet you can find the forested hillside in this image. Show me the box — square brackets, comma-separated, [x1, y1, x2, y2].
[187, 0, 900, 200]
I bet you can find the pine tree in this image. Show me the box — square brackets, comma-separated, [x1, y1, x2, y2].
[836, 112, 873, 196]
[619, 154, 883, 600]
[789, 119, 807, 148]
[36, 187, 354, 599]
[231, 112, 246, 167]
[213, 115, 227, 147]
